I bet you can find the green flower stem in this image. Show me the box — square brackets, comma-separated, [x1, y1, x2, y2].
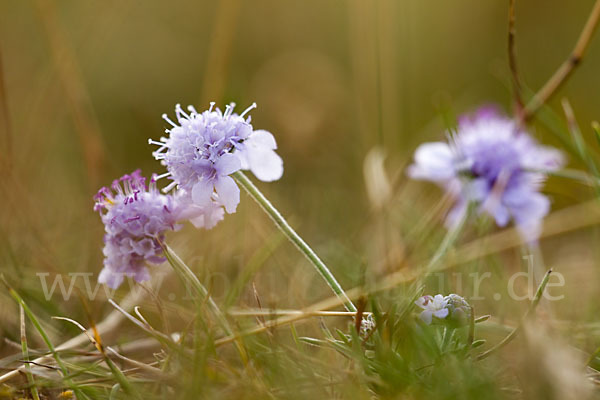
[233, 171, 357, 313]
[160, 242, 236, 336]
[476, 269, 553, 361]
[425, 202, 471, 275]
[160, 242, 248, 364]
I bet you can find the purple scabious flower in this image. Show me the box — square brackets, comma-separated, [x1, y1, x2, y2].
[94, 170, 184, 289]
[408, 107, 564, 241]
[149, 103, 283, 214]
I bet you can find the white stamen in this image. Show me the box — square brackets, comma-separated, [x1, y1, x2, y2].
[161, 181, 178, 193]
[226, 102, 236, 117]
[240, 102, 257, 118]
[208, 102, 216, 112]
[148, 139, 166, 146]
[175, 103, 190, 119]
[162, 114, 177, 127]
[154, 172, 171, 181]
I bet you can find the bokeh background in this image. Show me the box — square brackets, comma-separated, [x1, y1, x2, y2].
[2, 0, 600, 382]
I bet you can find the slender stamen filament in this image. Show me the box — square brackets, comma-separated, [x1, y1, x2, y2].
[175, 103, 190, 119]
[154, 172, 171, 181]
[161, 181, 177, 193]
[162, 114, 177, 127]
[240, 102, 257, 118]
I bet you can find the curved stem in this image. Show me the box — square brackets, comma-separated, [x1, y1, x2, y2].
[523, 0, 600, 120]
[159, 242, 248, 364]
[233, 171, 357, 313]
[476, 269, 552, 361]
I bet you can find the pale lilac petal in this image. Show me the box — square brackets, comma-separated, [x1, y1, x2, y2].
[191, 181, 214, 206]
[98, 268, 124, 289]
[407, 142, 455, 182]
[433, 294, 446, 305]
[505, 188, 550, 223]
[174, 203, 205, 221]
[133, 238, 154, 256]
[189, 203, 225, 229]
[133, 266, 151, 283]
[247, 148, 284, 182]
[506, 189, 550, 242]
[433, 308, 449, 319]
[215, 153, 241, 176]
[420, 310, 433, 325]
[248, 129, 277, 150]
[415, 295, 433, 309]
[214, 176, 240, 213]
[466, 178, 490, 202]
[237, 148, 250, 170]
[489, 204, 510, 227]
[238, 130, 283, 181]
[522, 146, 565, 172]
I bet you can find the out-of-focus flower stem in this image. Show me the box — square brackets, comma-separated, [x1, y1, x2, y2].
[425, 203, 471, 275]
[233, 171, 357, 313]
[160, 242, 249, 364]
[476, 269, 553, 361]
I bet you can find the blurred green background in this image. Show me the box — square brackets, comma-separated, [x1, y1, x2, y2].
[2, 0, 600, 363]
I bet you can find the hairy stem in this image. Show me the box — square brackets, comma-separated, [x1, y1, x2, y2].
[233, 171, 357, 313]
[475, 269, 552, 361]
[160, 242, 248, 364]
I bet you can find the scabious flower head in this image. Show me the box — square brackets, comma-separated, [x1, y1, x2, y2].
[415, 293, 472, 325]
[149, 102, 283, 215]
[415, 294, 449, 324]
[94, 170, 183, 289]
[444, 293, 472, 325]
[408, 106, 564, 241]
[359, 314, 376, 339]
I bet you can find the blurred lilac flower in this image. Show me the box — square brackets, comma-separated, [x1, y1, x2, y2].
[408, 106, 564, 241]
[415, 294, 449, 324]
[150, 103, 283, 214]
[94, 170, 221, 289]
